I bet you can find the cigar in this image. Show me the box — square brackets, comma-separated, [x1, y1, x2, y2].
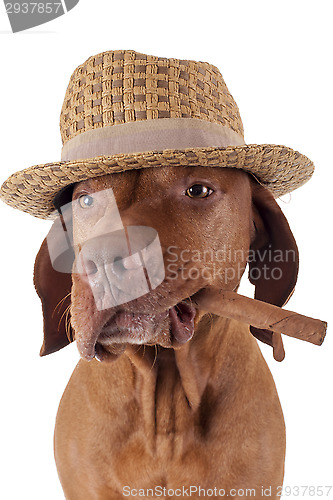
[192, 289, 327, 347]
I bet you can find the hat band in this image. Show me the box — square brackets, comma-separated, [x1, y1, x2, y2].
[61, 118, 245, 161]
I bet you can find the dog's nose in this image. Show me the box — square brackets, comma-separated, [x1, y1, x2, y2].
[76, 227, 165, 310]
[82, 250, 142, 279]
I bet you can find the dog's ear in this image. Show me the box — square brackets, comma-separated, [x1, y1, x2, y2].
[249, 179, 299, 358]
[34, 212, 75, 356]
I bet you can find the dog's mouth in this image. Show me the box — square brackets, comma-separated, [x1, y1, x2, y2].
[91, 300, 197, 362]
[169, 302, 197, 344]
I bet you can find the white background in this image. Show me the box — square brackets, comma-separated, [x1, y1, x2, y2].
[0, 1, 332, 499]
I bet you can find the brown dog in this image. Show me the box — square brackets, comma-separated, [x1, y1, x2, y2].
[33, 165, 298, 499]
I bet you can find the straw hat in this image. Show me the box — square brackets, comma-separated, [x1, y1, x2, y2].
[0, 49, 314, 219]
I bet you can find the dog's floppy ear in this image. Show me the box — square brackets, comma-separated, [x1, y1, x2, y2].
[34, 189, 75, 356]
[249, 179, 299, 358]
[34, 223, 74, 356]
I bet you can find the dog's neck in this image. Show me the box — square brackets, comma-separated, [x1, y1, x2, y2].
[126, 313, 213, 406]
[124, 314, 254, 449]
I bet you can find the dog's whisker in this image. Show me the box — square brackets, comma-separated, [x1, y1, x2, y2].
[57, 304, 72, 342]
[134, 345, 141, 356]
[52, 292, 71, 318]
[151, 345, 158, 370]
[65, 308, 74, 342]
[58, 304, 71, 327]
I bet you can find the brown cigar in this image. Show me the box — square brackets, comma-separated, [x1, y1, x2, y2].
[192, 289, 327, 347]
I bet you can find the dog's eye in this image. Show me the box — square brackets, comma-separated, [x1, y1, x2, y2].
[185, 184, 213, 199]
[78, 194, 94, 208]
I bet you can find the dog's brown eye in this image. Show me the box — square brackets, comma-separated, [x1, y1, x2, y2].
[185, 184, 213, 199]
[78, 194, 94, 208]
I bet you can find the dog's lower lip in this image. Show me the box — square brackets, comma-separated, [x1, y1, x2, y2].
[100, 302, 195, 330]
[101, 309, 168, 332]
[95, 298, 197, 356]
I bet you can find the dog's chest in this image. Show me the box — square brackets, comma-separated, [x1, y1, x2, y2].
[55, 342, 286, 496]
[154, 350, 192, 434]
[129, 350, 197, 455]
[102, 356, 209, 489]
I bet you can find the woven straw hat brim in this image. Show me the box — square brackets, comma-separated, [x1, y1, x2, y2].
[0, 143, 314, 220]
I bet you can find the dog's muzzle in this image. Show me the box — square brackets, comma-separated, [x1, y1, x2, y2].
[76, 226, 165, 311]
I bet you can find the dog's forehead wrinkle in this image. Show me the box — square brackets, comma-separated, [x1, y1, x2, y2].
[138, 166, 219, 189]
[134, 167, 181, 193]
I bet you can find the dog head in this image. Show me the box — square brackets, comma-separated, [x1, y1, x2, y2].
[34, 166, 298, 361]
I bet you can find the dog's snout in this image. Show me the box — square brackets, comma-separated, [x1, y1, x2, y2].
[113, 255, 131, 277]
[77, 231, 130, 279]
[81, 252, 135, 282]
[84, 259, 98, 276]
[75, 226, 165, 310]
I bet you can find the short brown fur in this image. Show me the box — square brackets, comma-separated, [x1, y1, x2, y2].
[34, 167, 297, 499]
